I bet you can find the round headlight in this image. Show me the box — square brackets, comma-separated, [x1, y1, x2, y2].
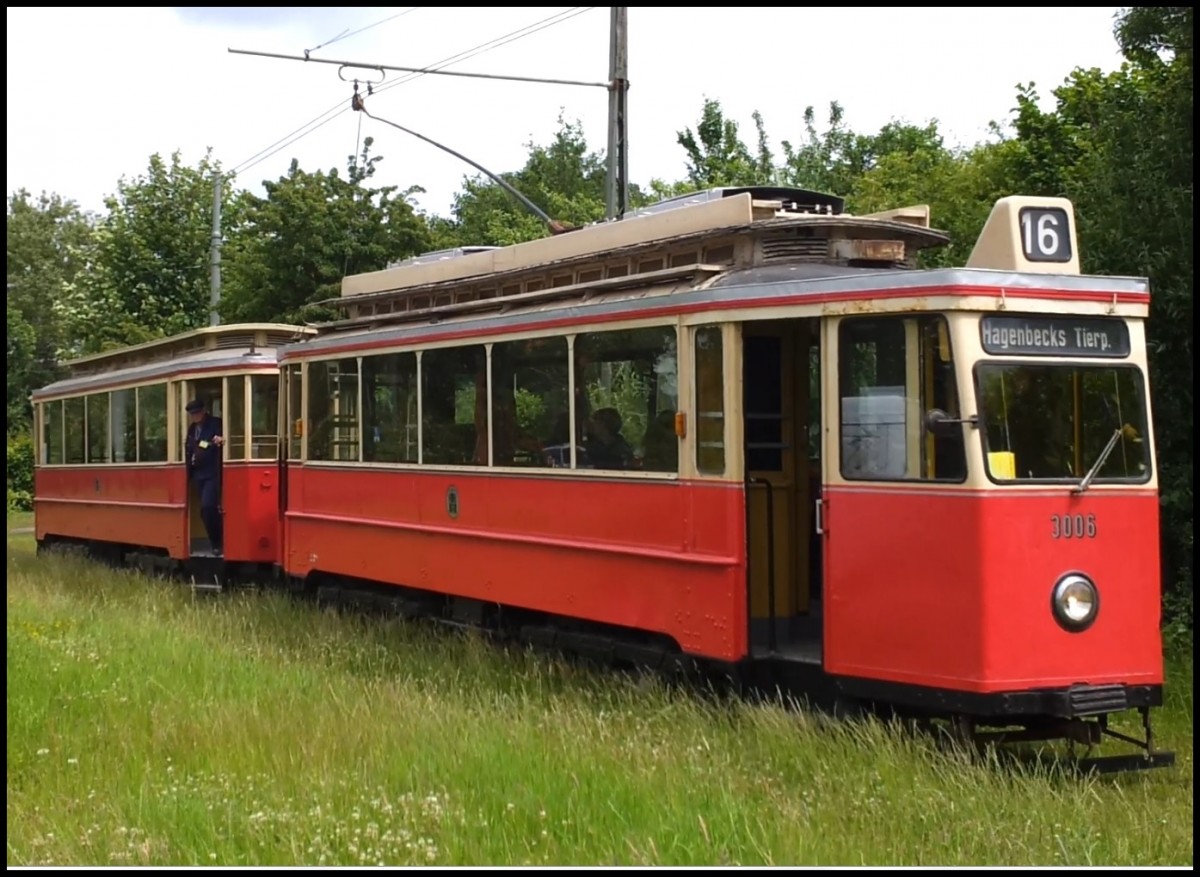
[1051, 573, 1099, 632]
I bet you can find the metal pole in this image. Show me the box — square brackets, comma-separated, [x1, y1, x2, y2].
[209, 173, 222, 326]
[605, 7, 629, 220]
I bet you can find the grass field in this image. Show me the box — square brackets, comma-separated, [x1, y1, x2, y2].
[6, 517, 1193, 867]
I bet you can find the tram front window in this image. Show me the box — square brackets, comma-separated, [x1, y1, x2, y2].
[974, 363, 1151, 483]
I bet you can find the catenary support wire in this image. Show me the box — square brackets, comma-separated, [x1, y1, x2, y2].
[230, 47, 610, 89]
[229, 7, 596, 177]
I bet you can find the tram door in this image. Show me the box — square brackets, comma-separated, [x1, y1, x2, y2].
[182, 377, 224, 555]
[742, 318, 821, 660]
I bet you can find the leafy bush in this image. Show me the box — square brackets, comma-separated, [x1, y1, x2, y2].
[7, 433, 34, 511]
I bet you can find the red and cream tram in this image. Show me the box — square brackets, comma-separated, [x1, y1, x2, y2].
[31, 186, 1175, 771]
[31, 324, 314, 574]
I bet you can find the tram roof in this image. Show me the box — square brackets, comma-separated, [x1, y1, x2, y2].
[30, 323, 315, 399]
[278, 263, 1150, 361]
[57, 323, 316, 375]
[308, 185, 1149, 341]
[349, 185, 855, 297]
[323, 187, 950, 332]
[336, 187, 946, 302]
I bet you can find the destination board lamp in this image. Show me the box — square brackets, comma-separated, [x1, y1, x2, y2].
[966, 195, 1081, 275]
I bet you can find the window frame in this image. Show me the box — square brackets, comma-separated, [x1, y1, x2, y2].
[36, 382, 166, 466]
[834, 313, 968, 485]
[691, 323, 727, 477]
[971, 358, 1153, 487]
[294, 320, 686, 480]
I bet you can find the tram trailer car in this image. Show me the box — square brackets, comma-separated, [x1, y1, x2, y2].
[31, 324, 316, 576]
[31, 187, 1175, 772]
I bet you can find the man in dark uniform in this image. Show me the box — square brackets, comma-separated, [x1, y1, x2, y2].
[184, 398, 225, 556]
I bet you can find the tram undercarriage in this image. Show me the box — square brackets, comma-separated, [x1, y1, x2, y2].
[35, 533, 1177, 776]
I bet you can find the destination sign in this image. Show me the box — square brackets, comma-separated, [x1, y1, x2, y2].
[980, 315, 1130, 357]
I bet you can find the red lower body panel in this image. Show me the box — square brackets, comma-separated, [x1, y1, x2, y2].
[34, 466, 188, 558]
[216, 464, 282, 563]
[284, 466, 747, 661]
[34, 463, 283, 564]
[823, 486, 1164, 693]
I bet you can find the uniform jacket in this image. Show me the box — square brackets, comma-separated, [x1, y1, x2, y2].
[186, 415, 224, 481]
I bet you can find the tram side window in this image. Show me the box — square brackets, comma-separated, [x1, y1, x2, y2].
[86, 393, 110, 463]
[111, 389, 137, 463]
[423, 345, 487, 466]
[838, 315, 966, 482]
[694, 326, 725, 475]
[308, 358, 361, 462]
[226, 376, 247, 460]
[188, 378, 224, 421]
[138, 383, 168, 463]
[491, 337, 570, 468]
[574, 326, 679, 473]
[169, 381, 185, 462]
[42, 400, 64, 465]
[64, 397, 86, 464]
[250, 374, 280, 460]
[286, 365, 302, 459]
[808, 343, 822, 463]
[362, 351, 419, 464]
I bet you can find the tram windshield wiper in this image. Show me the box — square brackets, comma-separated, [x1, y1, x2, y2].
[1074, 428, 1123, 494]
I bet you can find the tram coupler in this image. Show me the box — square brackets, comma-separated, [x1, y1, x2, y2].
[975, 705, 1177, 775]
[1097, 706, 1173, 759]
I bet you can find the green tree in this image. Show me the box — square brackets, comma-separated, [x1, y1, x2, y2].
[82, 149, 236, 352]
[219, 136, 431, 324]
[435, 114, 652, 248]
[778, 102, 872, 195]
[660, 97, 993, 245]
[6, 307, 39, 432]
[5, 190, 97, 429]
[7, 433, 35, 510]
[1115, 4, 1191, 65]
[674, 97, 775, 189]
[847, 131, 1026, 266]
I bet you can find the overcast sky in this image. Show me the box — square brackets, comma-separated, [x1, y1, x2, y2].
[7, 6, 1126, 221]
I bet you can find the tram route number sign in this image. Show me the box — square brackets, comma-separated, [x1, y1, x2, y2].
[980, 315, 1131, 358]
[1019, 206, 1072, 262]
